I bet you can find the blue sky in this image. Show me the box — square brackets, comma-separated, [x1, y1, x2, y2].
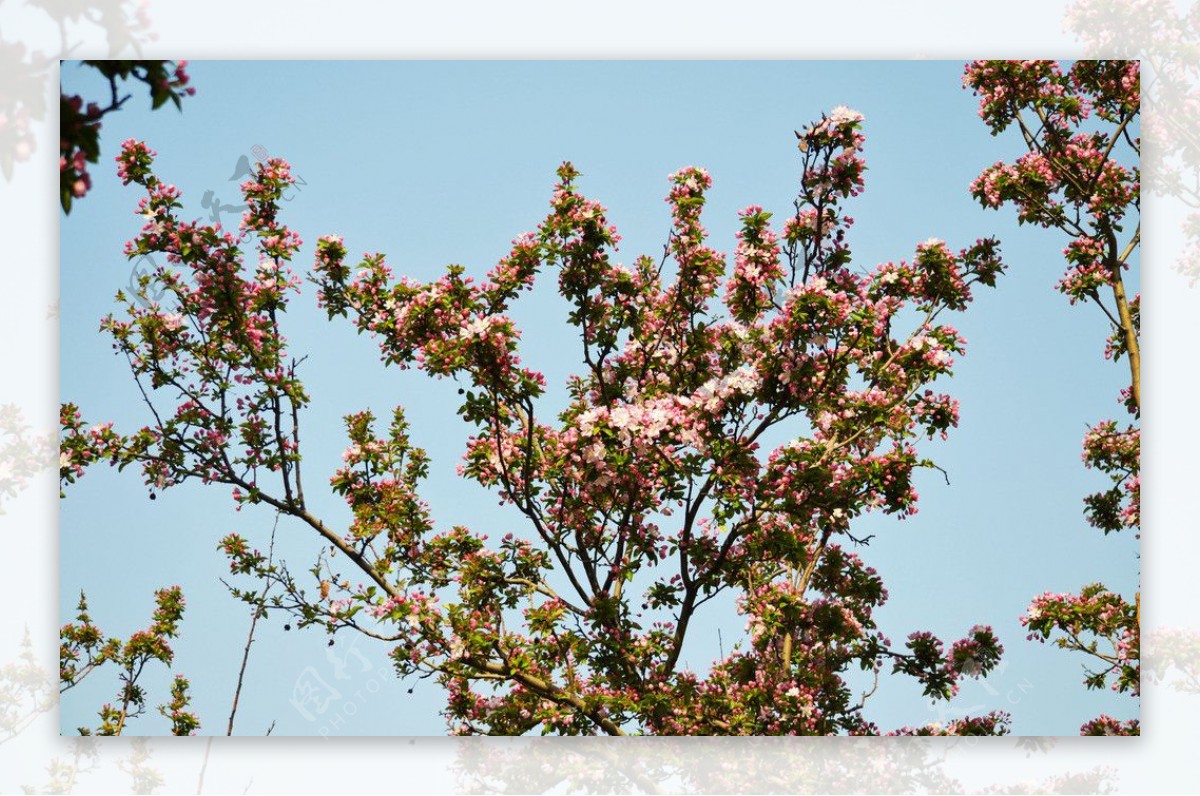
[59, 60, 1138, 736]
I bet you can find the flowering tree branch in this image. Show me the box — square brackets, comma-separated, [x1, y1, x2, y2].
[62, 107, 1011, 735]
[60, 588, 200, 736]
[965, 58, 1140, 735]
[60, 60, 194, 212]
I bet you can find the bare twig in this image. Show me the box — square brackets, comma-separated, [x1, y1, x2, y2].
[196, 737, 213, 794]
[227, 512, 280, 735]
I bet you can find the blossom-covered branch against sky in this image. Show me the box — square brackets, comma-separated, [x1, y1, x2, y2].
[60, 60, 194, 212]
[59, 61, 1138, 736]
[296, 107, 1009, 734]
[964, 59, 1141, 735]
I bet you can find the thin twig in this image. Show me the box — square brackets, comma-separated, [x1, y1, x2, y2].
[196, 737, 213, 794]
[226, 512, 280, 735]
